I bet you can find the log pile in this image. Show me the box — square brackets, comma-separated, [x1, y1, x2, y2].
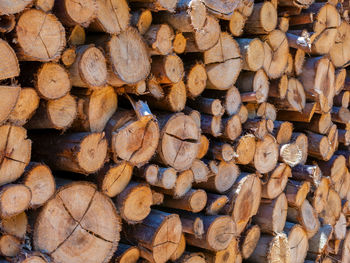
[0, 0, 350, 263]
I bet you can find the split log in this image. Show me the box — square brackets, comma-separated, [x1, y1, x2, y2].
[34, 182, 120, 263]
[0, 39, 19, 80]
[248, 233, 291, 263]
[71, 86, 117, 132]
[236, 38, 264, 71]
[94, 162, 133, 198]
[185, 215, 235, 251]
[253, 134, 279, 174]
[312, 177, 331, 214]
[272, 121, 293, 145]
[89, 0, 129, 34]
[285, 180, 310, 207]
[144, 24, 174, 56]
[26, 94, 77, 130]
[0, 125, 31, 186]
[131, 9, 152, 35]
[287, 199, 320, 238]
[68, 45, 107, 89]
[232, 134, 256, 165]
[0, 184, 31, 219]
[223, 173, 262, 235]
[0, 0, 33, 15]
[105, 109, 159, 166]
[113, 243, 140, 263]
[8, 87, 39, 126]
[16, 9, 66, 61]
[53, 0, 97, 27]
[253, 193, 288, 234]
[0, 86, 20, 126]
[21, 162, 55, 209]
[329, 21, 350, 67]
[157, 112, 200, 171]
[283, 222, 308, 263]
[116, 181, 152, 224]
[31, 132, 107, 174]
[307, 224, 333, 260]
[205, 193, 228, 215]
[261, 163, 290, 199]
[240, 225, 260, 259]
[318, 154, 347, 184]
[123, 209, 182, 263]
[244, 2, 277, 34]
[0, 212, 27, 240]
[161, 189, 207, 213]
[157, 169, 194, 198]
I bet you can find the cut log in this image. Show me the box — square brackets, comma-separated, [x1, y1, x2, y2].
[333, 213, 347, 240]
[157, 112, 200, 171]
[205, 193, 228, 215]
[0, 125, 31, 186]
[173, 252, 206, 263]
[291, 164, 321, 185]
[129, 0, 177, 12]
[184, 63, 207, 99]
[158, 169, 194, 198]
[123, 209, 182, 263]
[201, 0, 238, 17]
[240, 225, 260, 259]
[196, 136, 209, 160]
[244, 2, 277, 34]
[22, 162, 55, 209]
[89, 0, 129, 34]
[237, 38, 264, 71]
[26, 94, 77, 130]
[131, 9, 152, 35]
[53, 0, 97, 27]
[277, 102, 316, 123]
[31, 132, 107, 174]
[334, 91, 350, 108]
[0, 39, 19, 80]
[170, 234, 186, 261]
[69, 45, 107, 89]
[256, 102, 276, 121]
[228, 11, 245, 37]
[248, 233, 291, 263]
[329, 21, 350, 67]
[8, 87, 39, 126]
[201, 238, 240, 263]
[0, 234, 21, 257]
[113, 243, 140, 263]
[220, 114, 242, 141]
[311, 177, 330, 214]
[283, 222, 308, 263]
[287, 199, 320, 238]
[261, 163, 290, 199]
[290, 132, 308, 164]
[34, 62, 71, 100]
[162, 189, 207, 213]
[95, 162, 133, 198]
[319, 188, 341, 226]
[318, 154, 347, 184]
[307, 224, 333, 260]
[285, 180, 310, 207]
[0, 184, 31, 219]
[253, 193, 288, 234]
[295, 113, 332, 134]
[306, 131, 331, 160]
[206, 142, 234, 162]
[254, 134, 279, 174]
[116, 181, 152, 224]
[263, 30, 289, 79]
[16, 9, 66, 61]
[187, 98, 223, 117]
[144, 24, 174, 56]
[194, 160, 239, 194]
[185, 215, 235, 251]
[279, 141, 302, 167]
[105, 109, 159, 166]
[173, 32, 187, 54]
[272, 121, 293, 145]
[71, 86, 117, 132]
[191, 159, 209, 183]
[143, 166, 177, 189]
[223, 173, 262, 234]
[34, 182, 120, 263]
[68, 25, 86, 45]
[237, 0, 254, 17]
[0, 212, 27, 239]
[0, 0, 33, 15]
[61, 47, 76, 67]
[335, 68, 346, 95]
[269, 75, 288, 100]
[151, 54, 184, 84]
[0, 86, 20, 126]
[35, 0, 54, 11]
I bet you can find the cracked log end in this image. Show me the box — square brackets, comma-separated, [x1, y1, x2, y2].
[34, 182, 120, 263]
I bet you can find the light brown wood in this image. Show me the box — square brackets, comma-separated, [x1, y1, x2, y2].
[162, 189, 207, 213]
[0, 0, 33, 15]
[144, 24, 174, 56]
[131, 9, 152, 35]
[307, 224, 333, 260]
[0, 184, 31, 219]
[254, 135, 279, 174]
[0, 39, 19, 81]
[228, 11, 246, 37]
[285, 180, 310, 207]
[205, 193, 228, 215]
[35, 0, 54, 11]
[0, 234, 21, 257]
[0, 86, 20, 126]
[283, 222, 308, 263]
[233, 134, 256, 165]
[240, 225, 260, 259]
[237, 38, 264, 71]
[113, 243, 140, 263]
[272, 121, 293, 145]
[34, 182, 120, 263]
[245, 2, 277, 34]
[261, 163, 290, 199]
[0, 212, 27, 239]
[202, 238, 240, 263]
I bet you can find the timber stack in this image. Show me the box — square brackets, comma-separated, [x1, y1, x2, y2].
[0, 0, 350, 262]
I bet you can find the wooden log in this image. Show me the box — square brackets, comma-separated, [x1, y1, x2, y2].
[272, 121, 293, 145]
[194, 160, 239, 194]
[332, 106, 350, 124]
[334, 68, 346, 95]
[185, 215, 235, 251]
[287, 199, 320, 238]
[196, 136, 209, 160]
[0, 125, 31, 186]
[253, 193, 288, 234]
[294, 113, 332, 135]
[319, 188, 341, 226]
[68, 45, 107, 89]
[248, 233, 291, 263]
[220, 114, 242, 141]
[161, 189, 207, 213]
[200, 114, 221, 137]
[116, 181, 152, 224]
[0, 0, 33, 15]
[8, 87, 39, 126]
[261, 163, 290, 199]
[240, 225, 260, 259]
[236, 69, 269, 104]
[244, 2, 277, 34]
[228, 11, 246, 37]
[334, 91, 350, 108]
[169, 233, 186, 262]
[26, 94, 77, 130]
[105, 109, 159, 167]
[279, 16, 289, 32]
[31, 132, 107, 174]
[157, 169, 194, 198]
[123, 209, 181, 263]
[256, 102, 276, 121]
[21, 162, 55, 209]
[201, 238, 240, 263]
[151, 54, 184, 84]
[0, 184, 31, 219]
[307, 224, 333, 260]
[34, 182, 120, 263]
[223, 173, 261, 235]
[243, 118, 271, 140]
[269, 75, 288, 100]
[263, 30, 290, 79]
[232, 134, 256, 165]
[187, 98, 223, 117]
[236, 38, 264, 71]
[306, 131, 331, 160]
[89, 0, 129, 34]
[129, 0, 177, 12]
[0, 14, 15, 33]
[61, 47, 76, 67]
[279, 141, 303, 167]
[205, 193, 228, 215]
[201, 0, 238, 18]
[0, 86, 20, 126]
[0, 234, 21, 257]
[291, 164, 321, 185]
[0, 212, 27, 239]
[71, 87, 117, 132]
[283, 222, 308, 263]
[285, 179, 310, 207]
[182, 63, 207, 99]
[184, 15, 220, 52]
[290, 132, 308, 165]
[318, 154, 347, 184]
[285, 53, 293, 76]
[144, 166, 177, 189]
[144, 24, 174, 56]
[53, 0, 97, 27]
[131, 9, 152, 35]
[253, 134, 279, 174]
[113, 243, 140, 263]
[329, 21, 350, 67]
[237, 0, 254, 17]
[173, 252, 206, 263]
[157, 112, 200, 171]
[0, 39, 19, 81]
[35, 0, 54, 11]
[15, 9, 66, 61]
[206, 141, 235, 162]
[333, 212, 347, 240]
[277, 102, 316, 122]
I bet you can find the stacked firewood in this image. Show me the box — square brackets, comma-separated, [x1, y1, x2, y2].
[0, 0, 350, 262]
